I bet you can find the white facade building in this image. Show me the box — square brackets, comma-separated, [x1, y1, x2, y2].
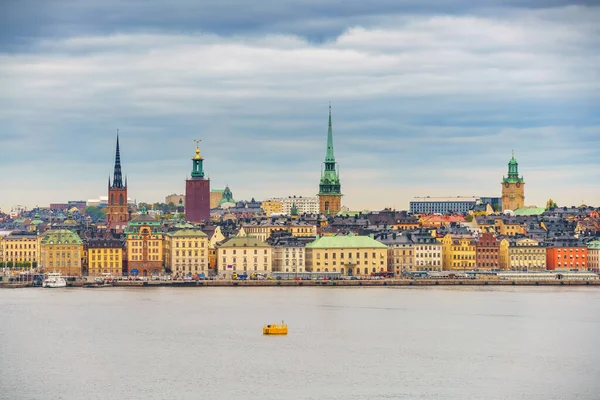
[271, 196, 319, 215]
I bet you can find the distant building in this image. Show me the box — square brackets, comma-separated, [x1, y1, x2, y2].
[410, 197, 479, 215]
[318, 105, 342, 215]
[185, 144, 210, 222]
[501, 152, 525, 211]
[165, 194, 185, 207]
[545, 238, 588, 271]
[261, 200, 283, 217]
[210, 190, 224, 209]
[273, 196, 319, 216]
[377, 232, 414, 275]
[588, 240, 600, 272]
[499, 237, 545, 271]
[479, 197, 502, 211]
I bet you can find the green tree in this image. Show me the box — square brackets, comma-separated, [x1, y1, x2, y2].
[32, 261, 38, 269]
[85, 206, 106, 220]
[465, 215, 474, 222]
[6, 261, 13, 268]
[546, 199, 558, 210]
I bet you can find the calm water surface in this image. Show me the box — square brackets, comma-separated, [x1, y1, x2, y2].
[1, 287, 599, 400]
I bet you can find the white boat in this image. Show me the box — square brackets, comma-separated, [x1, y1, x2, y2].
[42, 273, 67, 288]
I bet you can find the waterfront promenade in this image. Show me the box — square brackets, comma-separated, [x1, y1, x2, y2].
[3, 278, 599, 288]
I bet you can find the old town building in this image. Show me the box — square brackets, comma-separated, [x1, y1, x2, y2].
[501, 152, 525, 211]
[546, 238, 588, 271]
[268, 232, 308, 273]
[305, 235, 387, 276]
[0, 232, 40, 269]
[164, 229, 209, 277]
[378, 232, 414, 275]
[86, 238, 124, 276]
[475, 232, 501, 270]
[587, 240, 600, 271]
[499, 237, 546, 271]
[40, 230, 84, 276]
[125, 208, 164, 276]
[318, 105, 342, 215]
[440, 233, 476, 271]
[412, 231, 442, 272]
[216, 236, 272, 277]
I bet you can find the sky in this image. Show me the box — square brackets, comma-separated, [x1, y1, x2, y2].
[1, 0, 599, 212]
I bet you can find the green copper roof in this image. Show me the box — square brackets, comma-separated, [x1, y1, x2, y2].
[501, 151, 524, 184]
[220, 236, 270, 248]
[168, 229, 207, 238]
[306, 235, 387, 249]
[41, 229, 83, 245]
[513, 207, 545, 216]
[588, 240, 600, 250]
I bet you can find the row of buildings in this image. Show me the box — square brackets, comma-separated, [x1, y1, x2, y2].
[2, 206, 599, 277]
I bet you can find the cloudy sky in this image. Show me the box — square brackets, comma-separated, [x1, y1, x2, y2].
[1, 0, 599, 212]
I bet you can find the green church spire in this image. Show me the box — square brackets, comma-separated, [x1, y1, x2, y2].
[319, 104, 341, 195]
[325, 103, 335, 163]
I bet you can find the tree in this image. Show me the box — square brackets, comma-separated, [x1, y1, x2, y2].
[465, 215, 474, 222]
[546, 199, 558, 210]
[85, 206, 106, 221]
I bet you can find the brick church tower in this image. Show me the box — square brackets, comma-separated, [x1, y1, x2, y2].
[107, 134, 129, 232]
[185, 141, 211, 222]
[318, 104, 343, 215]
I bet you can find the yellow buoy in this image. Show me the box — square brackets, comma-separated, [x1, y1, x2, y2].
[263, 321, 288, 335]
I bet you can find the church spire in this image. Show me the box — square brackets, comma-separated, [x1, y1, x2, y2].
[325, 102, 335, 163]
[190, 139, 205, 179]
[112, 130, 124, 189]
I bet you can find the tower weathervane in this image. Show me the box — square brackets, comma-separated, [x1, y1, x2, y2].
[194, 139, 202, 149]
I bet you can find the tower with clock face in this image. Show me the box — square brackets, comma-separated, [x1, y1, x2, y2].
[318, 104, 342, 215]
[501, 151, 525, 212]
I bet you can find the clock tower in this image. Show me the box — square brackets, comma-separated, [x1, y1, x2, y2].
[501, 151, 525, 212]
[318, 104, 342, 215]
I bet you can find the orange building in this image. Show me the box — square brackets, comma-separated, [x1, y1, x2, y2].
[546, 240, 588, 271]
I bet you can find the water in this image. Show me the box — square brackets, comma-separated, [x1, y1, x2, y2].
[1, 286, 599, 400]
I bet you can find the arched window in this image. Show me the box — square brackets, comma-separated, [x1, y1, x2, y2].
[119, 194, 124, 206]
[111, 194, 114, 205]
[324, 201, 329, 211]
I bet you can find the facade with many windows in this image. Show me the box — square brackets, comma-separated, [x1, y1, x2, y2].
[440, 234, 476, 271]
[412, 233, 442, 272]
[40, 230, 83, 276]
[86, 238, 123, 276]
[305, 235, 388, 276]
[0, 233, 40, 269]
[125, 209, 163, 276]
[164, 229, 209, 277]
[216, 236, 272, 277]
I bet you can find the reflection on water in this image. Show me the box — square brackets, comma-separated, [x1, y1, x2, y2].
[1, 287, 599, 400]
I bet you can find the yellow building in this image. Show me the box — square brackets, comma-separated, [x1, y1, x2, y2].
[305, 235, 387, 276]
[210, 190, 224, 209]
[440, 234, 476, 271]
[0, 233, 40, 269]
[125, 210, 164, 276]
[86, 238, 123, 276]
[165, 229, 209, 277]
[216, 236, 272, 277]
[494, 219, 525, 236]
[499, 237, 546, 271]
[242, 222, 317, 242]
[40, 230, 84, 276]
[261, 200, 283, 217]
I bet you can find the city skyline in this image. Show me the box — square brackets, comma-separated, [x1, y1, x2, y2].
[1, 1, 599, 211]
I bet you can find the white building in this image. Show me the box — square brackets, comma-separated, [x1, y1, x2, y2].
[271, 196, 319, 215]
